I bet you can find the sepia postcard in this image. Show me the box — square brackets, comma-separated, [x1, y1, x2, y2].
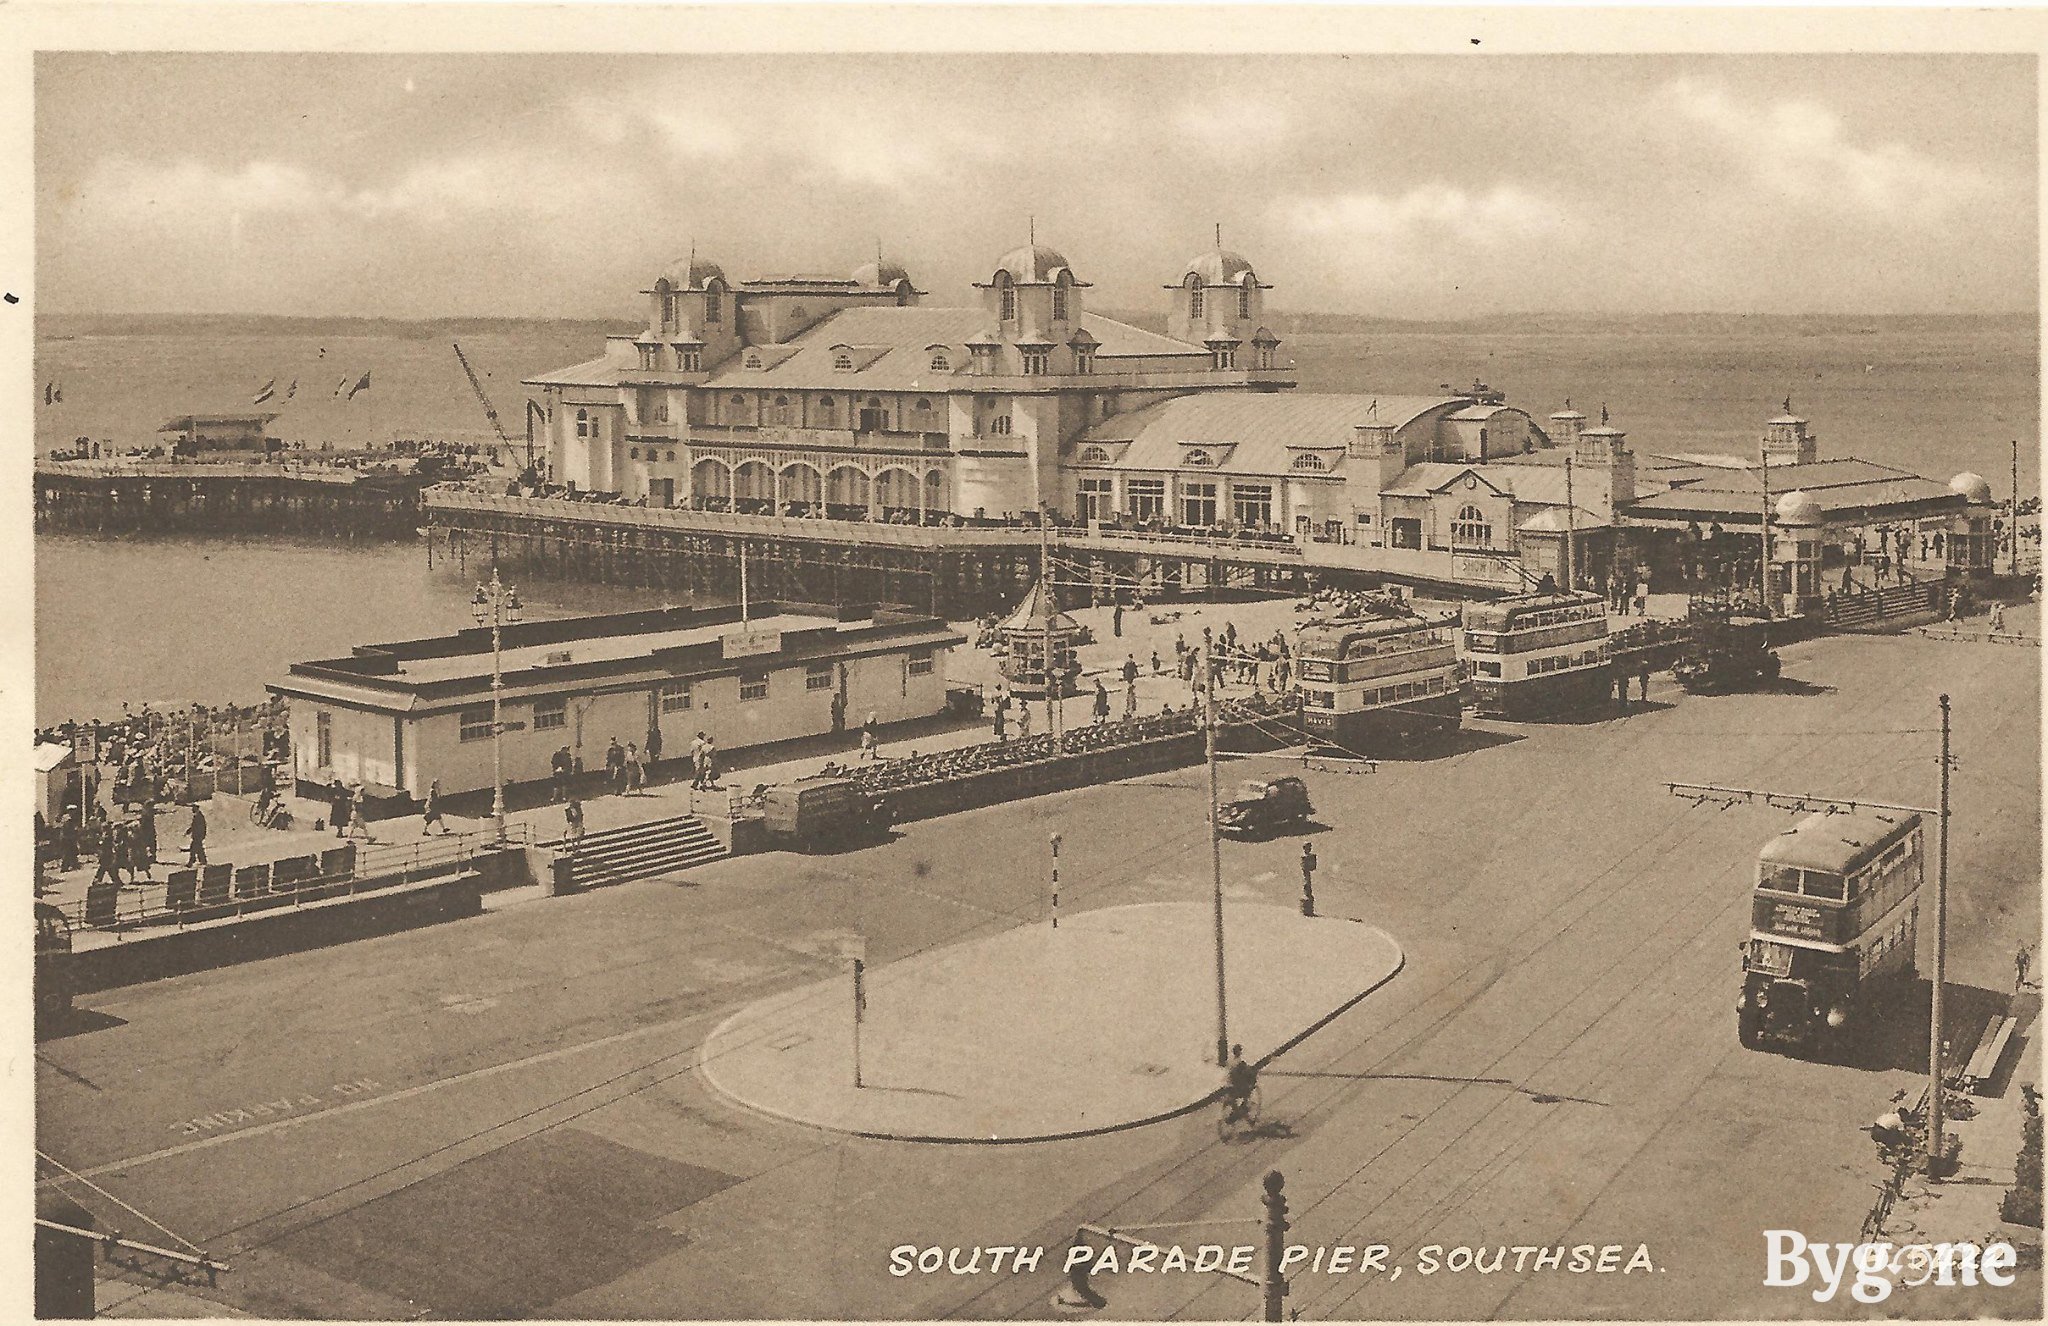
[7, 3, 2046, 1322]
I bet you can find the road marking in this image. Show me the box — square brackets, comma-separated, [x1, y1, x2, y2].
[50, 1011, 715, 1184]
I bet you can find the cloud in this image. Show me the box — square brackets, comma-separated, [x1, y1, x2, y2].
[1279, 183, 1569, 249]
[1657, 78, 1998, 217]
[1175, 94, 1289, 144]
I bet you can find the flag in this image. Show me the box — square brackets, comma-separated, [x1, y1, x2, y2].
[53, 382, 62, 403]
[347, 369, 372, 400]
[253, 377, 277, 404]
[285, 379, 297, 399]
[43, 382, 52, 406]
[335, 376, 351, 397]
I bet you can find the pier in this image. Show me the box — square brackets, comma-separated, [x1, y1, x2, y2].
[421, 489, 1526, 617]
[34, 462, 423, 538]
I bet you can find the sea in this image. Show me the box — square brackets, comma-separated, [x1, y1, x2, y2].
[32, 312, 2039, 724]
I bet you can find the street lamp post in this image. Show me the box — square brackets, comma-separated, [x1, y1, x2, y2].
[471, 568, 522, 844]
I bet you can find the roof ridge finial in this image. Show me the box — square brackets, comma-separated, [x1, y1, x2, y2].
[1028, 214, 1035, 246]
[1783, 394, 1793, 415]
[1215, 221, 1222, 248]
[1562, 395, 1571, 410]
[1600, 402, 1609, 425]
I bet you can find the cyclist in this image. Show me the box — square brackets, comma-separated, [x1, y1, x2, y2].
[1224, 1044, 1258, 1121]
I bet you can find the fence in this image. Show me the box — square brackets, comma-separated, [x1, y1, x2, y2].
[1822, 580, 1944, 632]
[60, 824, 530, 935]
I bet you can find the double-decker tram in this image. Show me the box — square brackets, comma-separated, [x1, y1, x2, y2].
[1294, 609, 1462, 754]
[1739, 808, 1923, 1059]
[1459, 590, 1612, 718]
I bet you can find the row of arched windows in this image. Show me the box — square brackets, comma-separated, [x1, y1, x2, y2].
[1187, 277, 1255, 320]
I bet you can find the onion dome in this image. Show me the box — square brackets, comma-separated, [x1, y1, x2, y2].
[1949, 471, 1994, 504]
[851, 258, 911, 288]
[1774, 490, 1825, 526]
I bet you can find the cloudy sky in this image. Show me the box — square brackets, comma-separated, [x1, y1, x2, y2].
[34, 52, 2037, 320]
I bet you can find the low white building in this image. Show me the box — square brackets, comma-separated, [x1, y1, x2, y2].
[269, 602, 964, 798]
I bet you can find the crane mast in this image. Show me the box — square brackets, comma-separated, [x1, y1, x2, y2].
[452, 341, 525, 468]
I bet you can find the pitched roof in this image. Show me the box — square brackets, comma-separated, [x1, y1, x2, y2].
[696, 306, 1207, 393]
[1082, 393, 1461, 478]
[524, 355, 625, 388]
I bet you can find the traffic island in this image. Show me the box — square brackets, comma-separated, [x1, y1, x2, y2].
[698, 901, 1403, 1142]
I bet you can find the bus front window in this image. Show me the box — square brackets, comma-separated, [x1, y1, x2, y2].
[1760, 863, 1802, 893]
[1802, 871, 1847, 901]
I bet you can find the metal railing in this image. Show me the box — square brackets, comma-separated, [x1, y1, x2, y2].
[55, 823, 529, 935]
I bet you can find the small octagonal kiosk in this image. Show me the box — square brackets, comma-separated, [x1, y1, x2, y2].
[998, 578, 1082, 698]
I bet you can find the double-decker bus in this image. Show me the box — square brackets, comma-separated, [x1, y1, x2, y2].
[1459, 590, 1613, 718]
[1294, 610, 1462, 754]
[1739, 808, 1922, 1058]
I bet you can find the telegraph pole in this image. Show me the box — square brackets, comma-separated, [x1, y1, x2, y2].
[2012, 439, 2022, 575]
[1563, 454, 1576, 593]
[1929, 693, 1952, 1177]
[1758, 431, 1773, 617]
[1204, 627, 1229, 1067]
[1040, 503, 1059, 740]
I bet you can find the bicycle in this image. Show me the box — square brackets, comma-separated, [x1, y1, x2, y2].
[1217, 1083, 1262, 1141]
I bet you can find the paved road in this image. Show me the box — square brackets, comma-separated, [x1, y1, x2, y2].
[36, 631, 2040, 1320]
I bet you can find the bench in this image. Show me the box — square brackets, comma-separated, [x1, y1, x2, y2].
[1961, 1015, 2022, 1096]
[164, 868, 197, 912]
[234, 862, 272, 900]
[197, 863, 233, 907]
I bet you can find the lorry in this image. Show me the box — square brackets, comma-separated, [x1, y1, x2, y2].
[1216, 776, 1314, 838]
[761, 776, 895, 851]
[1673, 608, 1781, 694]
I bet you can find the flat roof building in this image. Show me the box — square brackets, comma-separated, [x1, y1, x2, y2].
[269, 601, 965, 798]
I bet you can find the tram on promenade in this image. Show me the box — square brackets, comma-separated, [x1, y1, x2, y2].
[1458, 590, 1612, 718]
[1294, 609, 1462, 754]
[1738, 808, 1923, 1060]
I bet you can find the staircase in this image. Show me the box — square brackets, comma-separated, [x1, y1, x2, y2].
[543, 814, 728, 890]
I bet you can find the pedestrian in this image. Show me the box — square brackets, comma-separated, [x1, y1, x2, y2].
[830, 690, 847, 734]
[626, 741, 644, 794]
[1639, 662, 1651, 703]
[861, 711, 880, 760]
[551, 745, 573, 802]
[1124, 675, 1139, 719]
[1092, 680, 1111, 724]
[1633, 582, 1648, 617]
[605, 737, 626, 793]
[700, 734, 718, 788]
[348, 782, 374, 841]
[1018, 703, 1033, 740]
[136, 798, 157, 865]
[563, 797, 585, 851]
[91, 820, 126, 888]
[2018, 942, 2033, 992]
[1112, 602, 1124, 637]
[1150, 648, 1163, 675]
[690, 731, 710, 789]
[1615, 670, 1630, 714]
[57, 805, 80, 872]
[422, 778, 448, 834]
[330, 782, 352, 837]
[992, 696, 1008, 742]
[645, 724, 662, 768]
[1989, 602, 2007, 634]
[185, 804, 208, 868]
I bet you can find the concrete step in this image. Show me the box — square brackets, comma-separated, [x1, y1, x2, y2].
[542, 814, 728, 889]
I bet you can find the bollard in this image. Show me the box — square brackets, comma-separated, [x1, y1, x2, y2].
[1299, 843, 1317, 918]
[1262, 1171, 1290, 1323]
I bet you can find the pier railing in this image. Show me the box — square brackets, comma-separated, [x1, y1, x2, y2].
[56, 823, 532, 936]
[424, 489, 1031, 548]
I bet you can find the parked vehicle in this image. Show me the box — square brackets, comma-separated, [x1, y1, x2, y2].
[761, 776, 894, 851]
[36, 901, 73, 1026]
[1216, 776, 1314, 837]
[1674, 610, 1781, 694]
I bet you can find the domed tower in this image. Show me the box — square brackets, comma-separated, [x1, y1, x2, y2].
[1772, 489, 1826, 610]
[1168, 246, 1271, 349]
[1548, 400, 1587, 451]
[1573, 404, 1635, 510]
[1763, 399, 1818, 466]
[644, 253, 737, 367]
[1946, 471, 1997, 573]
[851, 257, 922, 306]
[975, 243, 1088, 350]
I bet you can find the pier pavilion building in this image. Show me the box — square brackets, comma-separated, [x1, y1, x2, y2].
[268, 602, 963, 799]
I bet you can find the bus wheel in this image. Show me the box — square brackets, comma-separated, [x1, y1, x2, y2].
[1739, 1014, 1762, 1049]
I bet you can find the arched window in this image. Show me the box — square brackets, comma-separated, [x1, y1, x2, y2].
[1451, 504, 1491, 548]
[666, 450, 677, 462]
[1052, 273, 1071, 321]
[834, 352, 854, 371]
[1187, 274, 1204, 320]
[575, 408, 590, 439]
[729, 394, 745, 407]
[997, 273, 1016, 322]
[1080, 445, 1113, 464]
[930, 351, 950, 371]
[1183, 448, 1215, 468]
[1238, 277, 1253, 319]
[744, 350, 762, 369]
[704, 281, 724, 325]
[914, 398, 932, 412]
[1291, 453, 1326, 473]
[819, 397, 837, 419]
[989, 414, 1012, 436]
[895, 279, 915, 306]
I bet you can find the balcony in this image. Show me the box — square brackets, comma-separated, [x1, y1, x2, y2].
[686, 424, 950, 454]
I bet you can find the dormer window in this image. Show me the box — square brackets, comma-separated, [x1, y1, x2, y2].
[678, 348, 702, 372]
[1080, 445, 1113, 464]
[1213, 346, 1236, 370]
[1290, 453, 1327, 473]
[743, 350, 763, 370]
[1022, 349, 1050, 376]
[1257, 344, 1276, 370]
[1183, 448, 1216, 468]
[638, 344, 658, 371]
[989, 414, 1012, 436]
[1074, 347, 1095, 374]
[834, 352, 854, 371]
[930, 350, 951, 371]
